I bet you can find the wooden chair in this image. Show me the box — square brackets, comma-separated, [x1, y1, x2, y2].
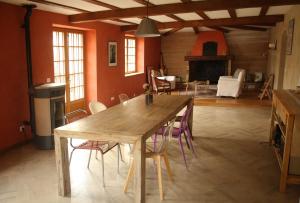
[123, 119, 175, 200]
[151, 69, 172, 94]
[259, 74, 274, 100]
[118, 93, 129, 103]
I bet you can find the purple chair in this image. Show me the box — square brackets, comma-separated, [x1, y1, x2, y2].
[155, 105, 195, 168]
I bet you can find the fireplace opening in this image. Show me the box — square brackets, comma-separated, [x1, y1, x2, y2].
[189, 60, 226, 84]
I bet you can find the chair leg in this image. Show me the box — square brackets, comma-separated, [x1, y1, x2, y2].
[69, 148, 75, 165]
[118, 144, 124, 162]
[87, 149, 93, 169]
[163, 152, 173, 182]
[183, 131, 190, 149]
[185, 127, 196, 157]
[156, 156, 164, 200]
[117, 145, 120, 174]
[123, 159, 135, 193]
[101, 153, 105, 187]
[178, 135, 188, 168]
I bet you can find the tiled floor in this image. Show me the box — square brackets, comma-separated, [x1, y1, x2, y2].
[0, 106, 299, 203]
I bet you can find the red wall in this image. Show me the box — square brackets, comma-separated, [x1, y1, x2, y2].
[0, 2, 161, 151]
[191, 31, 228, 56]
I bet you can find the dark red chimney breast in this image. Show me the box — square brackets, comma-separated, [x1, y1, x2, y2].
[191, 31, 228, 56]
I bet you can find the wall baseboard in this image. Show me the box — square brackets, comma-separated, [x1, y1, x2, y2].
[0, 139, 33, 155]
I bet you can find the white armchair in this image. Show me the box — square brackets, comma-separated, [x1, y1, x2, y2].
[216, 69, 246, 98]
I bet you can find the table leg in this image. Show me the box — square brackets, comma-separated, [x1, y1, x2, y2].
[133, 138, 146, 203]
[54, 135, 71, 196]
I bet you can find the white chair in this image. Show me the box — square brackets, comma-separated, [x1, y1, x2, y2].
[89, 101, 107, 114]
[216, 69, 246, 98]
[88, 101, 123, 187]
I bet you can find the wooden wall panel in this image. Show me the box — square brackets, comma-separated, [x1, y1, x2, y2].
[225, 30, 269, 74]
[161, 32, 197, 80]
[161, 30, 269, 80]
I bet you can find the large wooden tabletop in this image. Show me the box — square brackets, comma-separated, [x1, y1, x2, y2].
[54, 94, 193, 203]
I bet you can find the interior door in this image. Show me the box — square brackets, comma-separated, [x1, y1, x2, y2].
[52, 30, 85, 113]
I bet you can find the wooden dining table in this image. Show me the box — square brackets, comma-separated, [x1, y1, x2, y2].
[54, 94, 193, 203]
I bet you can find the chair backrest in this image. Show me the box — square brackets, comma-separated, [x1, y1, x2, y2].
[151, 69, 160, 92]
[118, 93, 129, 103]
[65, 109, 88, 124]
[237, 69, 246, 82]
[89, 101, 107, 114]
[179, 104, 193, 129]
[155, 119, 176, 153]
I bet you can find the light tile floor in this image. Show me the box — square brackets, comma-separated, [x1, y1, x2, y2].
[0, 106, 299, 203]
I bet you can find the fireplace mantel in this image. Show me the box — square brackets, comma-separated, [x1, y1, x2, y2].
[184, 55, 232, 61]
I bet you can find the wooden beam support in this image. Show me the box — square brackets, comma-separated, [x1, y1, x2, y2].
[69, 0, 299, 23]
[163, 27, 184, 36]
[227, 25, 268, 31]
[196, 11, 209, 19]
[121, 15, 283, 31]
[209, 26, 231, 33]
[260, 6, 269, 16]
[132, 0, 184, 22]
[228, 9, 237, 18]
[193, 27, 200, 34]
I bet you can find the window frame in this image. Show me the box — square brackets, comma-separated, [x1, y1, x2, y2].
[124, 36, 137, 74]
[52, 28, 86, 113]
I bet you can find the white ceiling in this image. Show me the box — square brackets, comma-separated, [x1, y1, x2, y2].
[98, 0, 144, 8]
[0, 0, 295, 32]
[267, 5, 293, 15]
[149, 15, 177, 23]
[175, 12, 203, 20]
[236, 7, 261, 17]
[204, 10, 231, 19]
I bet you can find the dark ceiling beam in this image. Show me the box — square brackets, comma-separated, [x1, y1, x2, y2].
[121, 15, 284, 31]
[260, 6, 269, 16]
[132, 0, 185, 21]
[196, 11, 209, 19]
[209, 26, 231, 33]
[69, 0, 299, 23]
[228, 9, 237, 18]
[193, 27, 200, 34]
[227, 25, 268, 31]
[163, 27, 184, 36]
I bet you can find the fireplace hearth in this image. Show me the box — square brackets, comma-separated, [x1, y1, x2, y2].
[185, 31, 232, 84]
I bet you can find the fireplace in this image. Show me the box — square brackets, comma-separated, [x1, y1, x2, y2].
[189, 59, 226, 84]
[185, 31, 231, 84]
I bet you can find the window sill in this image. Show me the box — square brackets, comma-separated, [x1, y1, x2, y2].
[125, 72, 144, 77]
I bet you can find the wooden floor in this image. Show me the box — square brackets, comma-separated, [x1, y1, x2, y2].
[173, 89, 271, 107]
[0, 106, 299, 202]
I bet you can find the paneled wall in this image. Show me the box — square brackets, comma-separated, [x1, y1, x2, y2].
[161, 32, 197, 80]
[267, 5, 300, 90]
[161, 30, 269, 80]
[225, 30, 269, 74]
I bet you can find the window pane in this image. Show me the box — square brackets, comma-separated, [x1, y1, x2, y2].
[125, 38, 136, 73]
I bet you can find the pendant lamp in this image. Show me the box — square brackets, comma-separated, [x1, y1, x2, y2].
[135, 0, 160, 37]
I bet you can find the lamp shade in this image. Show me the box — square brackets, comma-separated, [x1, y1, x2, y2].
[135, 17, 160, 37]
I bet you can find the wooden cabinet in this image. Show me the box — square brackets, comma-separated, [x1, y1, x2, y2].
[270, 90, 300, 192]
